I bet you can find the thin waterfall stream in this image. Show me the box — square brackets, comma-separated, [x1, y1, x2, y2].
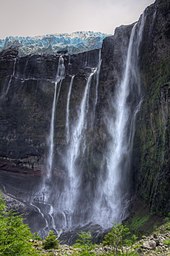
[46, 56, 65, 179]
[31, 56, 65, 235]
[68, 70, 97, 182]
[66, 75, 75, 144]
[44, 55, 65, 231]
[95, 49, 102, 108]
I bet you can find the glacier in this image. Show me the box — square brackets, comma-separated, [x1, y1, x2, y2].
[0, 31, 107, 56]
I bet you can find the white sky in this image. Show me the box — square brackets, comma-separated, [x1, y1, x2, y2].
[0, 0, 155, 38]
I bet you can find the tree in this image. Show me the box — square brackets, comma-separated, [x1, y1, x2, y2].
[74, 231, 96, 256]
[42, 230, 59, 250]
[103, 224, 137, 255]
[0, 194, 38, 256]
[75, 232, 93, 247]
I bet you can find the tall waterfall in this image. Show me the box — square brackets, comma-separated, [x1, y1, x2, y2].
[93, 15, 145, 228]
[46, 56, 65, 179]
[95, 49, 102, 108]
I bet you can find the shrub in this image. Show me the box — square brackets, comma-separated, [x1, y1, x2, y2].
[75, 232, 93, 247]
[43, 230, 59, 250]
[0, 194, 38, 256]
[103, 224, 130, 246]
[74, 232, 96, 256]
[33, 232, 42, 241]
[103, 224, 137, 255]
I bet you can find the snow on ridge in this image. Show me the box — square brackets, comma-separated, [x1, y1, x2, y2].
[0, 31, 108, 56]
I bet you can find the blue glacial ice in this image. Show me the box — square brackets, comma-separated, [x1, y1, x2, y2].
[0, 31, 107, 56]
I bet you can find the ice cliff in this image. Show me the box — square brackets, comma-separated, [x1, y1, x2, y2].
[0, 31, 107, 56]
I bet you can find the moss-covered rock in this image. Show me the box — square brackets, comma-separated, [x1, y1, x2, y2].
[133, 0, 170, 214]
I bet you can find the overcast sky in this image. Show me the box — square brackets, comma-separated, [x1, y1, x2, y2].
[0, 0, 155, 38]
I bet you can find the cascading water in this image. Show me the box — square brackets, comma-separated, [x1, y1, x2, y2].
[66, 75, 75, 144]
[46, 56, 65, 179]
[92, 14, 145, 228]
[62, 69, 97, 224]
[43, 55, 65, 231]
[68, 71, 96, 177]
[0, 2, 163, 240]
[19, 16, 145, 234]
[95, 49, 102, 108]
[89, 49, 102, 129]
[30, 56, 65, 235]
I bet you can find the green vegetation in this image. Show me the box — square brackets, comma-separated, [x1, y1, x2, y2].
[163, 239, 170, 246]
[42, 230, 59, 250]
[129, 216, 149, 232]
[136, 58, 170, 214]
[33, 232, 42, 241]
[74, 231, 95, 256]
[103, 224, 137, 255]
[0, 195, 39, 256]
[127, 215, 150, 237]
[0, 194, 169, 256]
[75, 232, 93, 247]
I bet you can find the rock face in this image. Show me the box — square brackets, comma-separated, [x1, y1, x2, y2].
[0, 0, 169, 236]
[133, 0, 170, 213]
[0, 49, 99, 174]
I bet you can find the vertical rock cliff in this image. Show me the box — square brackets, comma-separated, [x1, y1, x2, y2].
[0, 0, 169, 237]
[133, 0, 170, 213]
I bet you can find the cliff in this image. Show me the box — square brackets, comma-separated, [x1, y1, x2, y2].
[0, 0, 169, 236]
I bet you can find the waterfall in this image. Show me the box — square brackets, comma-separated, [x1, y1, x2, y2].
[31, 56, 65, 235]
[63, 69, 96, 221]
[0, 0, 160, 238]
[95, 49, 102, 108]
[68, 69, 96, 178]
[93, 14, 146, 228]
[66, 75, 75, 143]
[46, 55, 65, 179]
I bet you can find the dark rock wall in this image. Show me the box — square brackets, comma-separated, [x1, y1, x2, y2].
[133, 0, 170, 213]
[0, 49, 99, 175]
